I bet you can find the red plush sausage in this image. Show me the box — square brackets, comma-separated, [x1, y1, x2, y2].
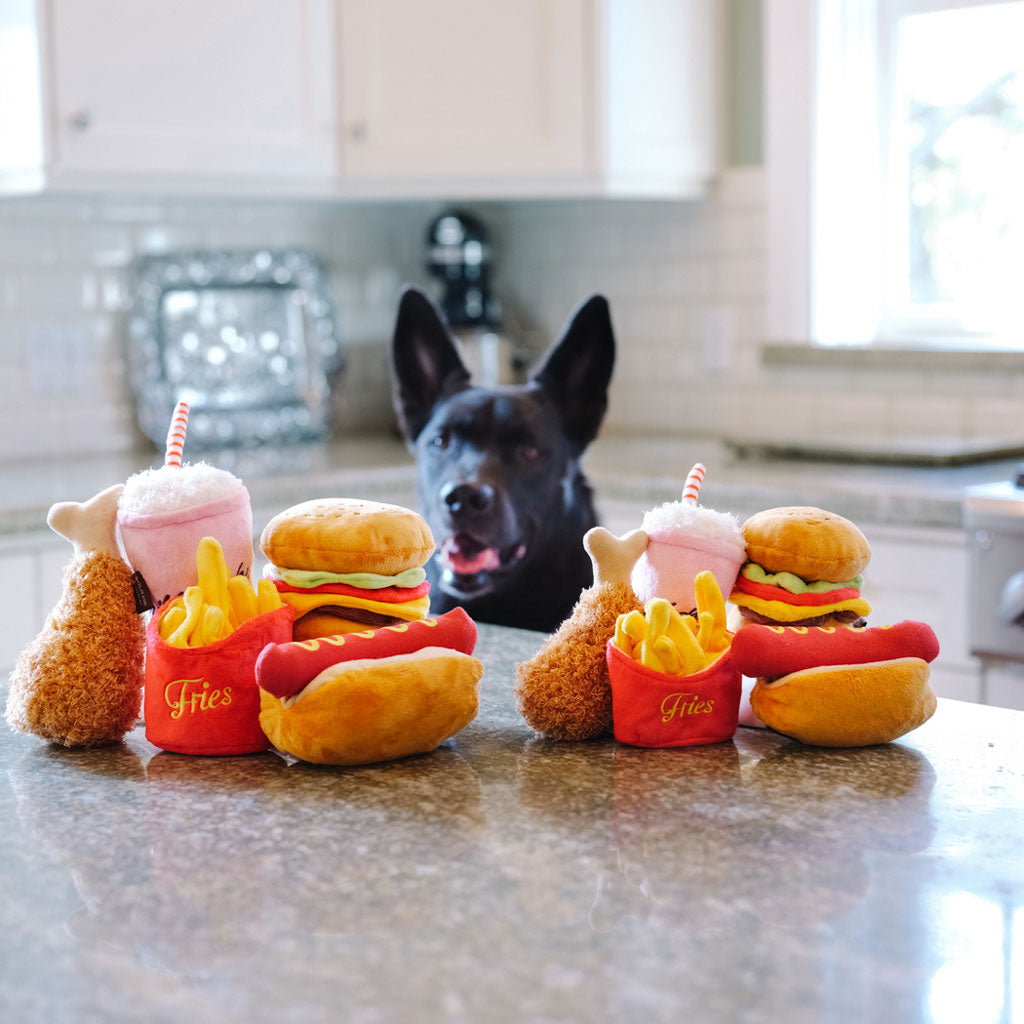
[731, 620, 939, 679]
[255, 607, 478, 698]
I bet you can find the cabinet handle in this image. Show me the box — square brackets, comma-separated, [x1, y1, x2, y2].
[346, 120, 368, 142]
[66, 109, 92, 133]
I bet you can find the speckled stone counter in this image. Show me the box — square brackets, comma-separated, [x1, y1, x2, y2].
[2, 623, 1022, 1024]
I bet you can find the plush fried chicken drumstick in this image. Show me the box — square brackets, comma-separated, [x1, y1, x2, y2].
[515, 527, 647, 740]
[6, 484, 145, 747]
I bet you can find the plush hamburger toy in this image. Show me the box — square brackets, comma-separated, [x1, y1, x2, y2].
[260, 498, 434, 641]
[256, 608, 482, 765]
[729, 507, 872, 627]
[732, 620, 939, 747]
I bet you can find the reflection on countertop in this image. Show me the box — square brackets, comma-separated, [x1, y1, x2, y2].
[3, 432, 1024, 538]
[1, 622, 1021, 1024]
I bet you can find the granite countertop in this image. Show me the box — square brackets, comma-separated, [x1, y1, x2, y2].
[3, 433, 1024, 540]
[2, 623, 1022, 1024]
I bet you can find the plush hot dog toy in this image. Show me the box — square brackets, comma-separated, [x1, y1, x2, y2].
[256, 608, 482, 765]
[731, 620, 940, 747]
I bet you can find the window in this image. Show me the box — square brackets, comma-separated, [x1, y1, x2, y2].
[766, 0, 1024, 350]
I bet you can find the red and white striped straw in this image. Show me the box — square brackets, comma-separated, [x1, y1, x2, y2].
[682, 462, 706, 505]
[164, 401, 189, 468]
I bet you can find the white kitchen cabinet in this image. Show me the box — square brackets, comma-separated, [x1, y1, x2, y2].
[0, 550, 38, 672]
[1, 0, 336, 193]
[336, 0, 722, 198]
[860, 524, 984, 704]
[2, 0, 719, 198]
[337, 0, 589, 184]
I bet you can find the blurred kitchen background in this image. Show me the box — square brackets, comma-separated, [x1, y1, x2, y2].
[2, 0, 1024, 708]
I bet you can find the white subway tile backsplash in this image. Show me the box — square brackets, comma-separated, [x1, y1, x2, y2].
[888, 393, 968, 439]
[1, 172, 1022, 464]
[964, 396, 1024, 440]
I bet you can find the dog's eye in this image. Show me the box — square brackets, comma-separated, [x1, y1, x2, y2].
[517, 443, 541, 463]
[432, 430, 451, 450]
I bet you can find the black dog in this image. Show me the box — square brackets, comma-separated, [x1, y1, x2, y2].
[391, 286, 615, 633]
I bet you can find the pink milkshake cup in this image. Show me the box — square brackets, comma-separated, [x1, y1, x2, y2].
[630, 464, 746, 613]
[116, 402, 254, 608]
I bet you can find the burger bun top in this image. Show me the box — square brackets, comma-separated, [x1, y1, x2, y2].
[741, 506, 870, 582]
[260, 498, 435, 575]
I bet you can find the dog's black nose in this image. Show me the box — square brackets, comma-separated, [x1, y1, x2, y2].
[442, 482, 495, 515]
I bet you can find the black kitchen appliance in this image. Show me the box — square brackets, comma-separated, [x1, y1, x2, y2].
[425, 210, 522, 386]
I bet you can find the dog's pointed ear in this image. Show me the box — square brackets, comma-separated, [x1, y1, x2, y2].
[391, 285, 471, 444]
[530, 294, 615, 450]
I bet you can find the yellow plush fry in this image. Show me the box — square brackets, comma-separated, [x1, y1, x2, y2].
[256, 577, 282, 614]
[664, 604, 698, 647]
[196, 537, 231, 620]
[159, 603, 187, 641]
[638, 641, 665, 673]
[653, 636, 682, 674]
[706, 629, 731, 654]
[671, 621, 707, 675]
[621, 610, 647, 644]
[195, 605, 227, 647]
[168, 586, 205, 648]
[696, 610, 715, 649]
[694, 571, 727, 633]
[228, 575, 259, 624]
[638, 601, 673, 672]
[614, 614, 636, 657]
[645, 599, 673, 641]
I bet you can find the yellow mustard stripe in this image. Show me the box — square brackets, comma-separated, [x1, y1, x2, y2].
[278, 592, 431, 621]
[292, 617, 441, 652]
[729, 592, 872, 622]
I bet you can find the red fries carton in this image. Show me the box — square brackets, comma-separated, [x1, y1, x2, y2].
[144, 606, 293, 755]
[606, 639, 742, 748]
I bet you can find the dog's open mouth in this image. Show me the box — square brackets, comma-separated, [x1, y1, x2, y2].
[438, 534, 527, 594]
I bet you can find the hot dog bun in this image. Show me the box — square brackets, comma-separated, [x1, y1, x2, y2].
[749, 658, 936, 747]
[258, 647, 482, 765]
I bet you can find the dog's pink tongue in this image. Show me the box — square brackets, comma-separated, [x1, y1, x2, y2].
[441, 539, 501, 575]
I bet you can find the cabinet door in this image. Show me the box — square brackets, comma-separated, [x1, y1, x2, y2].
[337, 0, 591, 181]
[861, 525, 981, 702]
[48, 0, 335, 179]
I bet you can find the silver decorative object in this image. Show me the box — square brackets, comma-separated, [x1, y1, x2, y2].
[128, 249, 342, 449]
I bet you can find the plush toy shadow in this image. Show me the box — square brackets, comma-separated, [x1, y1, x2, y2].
[6, 484, 145, 747]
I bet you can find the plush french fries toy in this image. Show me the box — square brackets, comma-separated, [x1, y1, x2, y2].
[606, 571, 742, 747]
[145, 537, 293, 756]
